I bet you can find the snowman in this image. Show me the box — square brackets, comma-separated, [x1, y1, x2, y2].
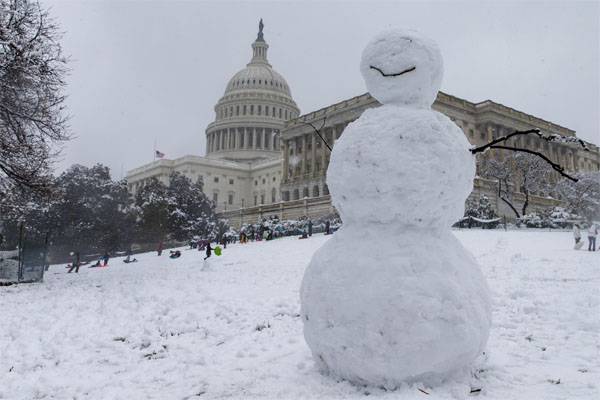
[300, 29, 491, 387]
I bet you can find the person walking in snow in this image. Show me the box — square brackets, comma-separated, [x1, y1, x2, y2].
[573, 224, 582, 249]
[308, 220, 313, 237]
[67, 251, 81, 273]
[204, 242, 213, 260]
[587, 223, 598, 252]
[102, 252, 110, 266]
[157, 240, 163, 256]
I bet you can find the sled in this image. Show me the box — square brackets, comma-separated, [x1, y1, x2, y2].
[214, 246, 222, 256]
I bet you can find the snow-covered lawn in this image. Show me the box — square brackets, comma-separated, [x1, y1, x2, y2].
[1, 230, 598, 399]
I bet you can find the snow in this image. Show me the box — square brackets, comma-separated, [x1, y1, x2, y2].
[301, 29, 490, 387]
[1, 230, 598, 399]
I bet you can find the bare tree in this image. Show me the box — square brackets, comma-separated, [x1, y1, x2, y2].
[0, 0, 69, 191]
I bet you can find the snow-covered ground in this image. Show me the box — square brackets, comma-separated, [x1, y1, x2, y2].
[1, 230, 598, 399]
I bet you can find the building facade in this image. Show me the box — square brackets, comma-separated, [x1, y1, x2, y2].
[126, 21, 300, 212]
[126, 21, 599, 228]
[220, 92, 599, 227]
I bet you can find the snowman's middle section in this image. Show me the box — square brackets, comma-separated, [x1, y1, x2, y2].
[327, 105, 475, 228]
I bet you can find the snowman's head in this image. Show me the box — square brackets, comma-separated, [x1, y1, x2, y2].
[360, 29, 443, 108]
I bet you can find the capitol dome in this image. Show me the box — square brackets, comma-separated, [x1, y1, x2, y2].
[205, 20, 300, 163]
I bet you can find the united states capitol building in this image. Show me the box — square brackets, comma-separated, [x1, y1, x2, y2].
[126, 21, 600, 228]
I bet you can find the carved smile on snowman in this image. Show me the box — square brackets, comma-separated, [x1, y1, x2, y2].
[369, 65, 416, 77]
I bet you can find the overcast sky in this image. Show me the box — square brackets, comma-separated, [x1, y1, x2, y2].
[45, 0, 599, 178]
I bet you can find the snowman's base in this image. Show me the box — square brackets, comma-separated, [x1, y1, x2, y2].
[300, 227, 491, 387]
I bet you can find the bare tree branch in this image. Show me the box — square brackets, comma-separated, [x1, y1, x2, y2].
[298, 116, 332, 152]
[470, 129, 582, 182]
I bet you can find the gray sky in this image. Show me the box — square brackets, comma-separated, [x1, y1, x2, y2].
[45, 0, 599, 178]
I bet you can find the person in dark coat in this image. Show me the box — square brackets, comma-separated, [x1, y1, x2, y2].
[308, 220, 313, 237]
[67, 251, 81, 273]
[157, 240, 163, 256]
[102, 252, 110, 266]
[204, 242, 213, 260]
[325, 220, 331, 235]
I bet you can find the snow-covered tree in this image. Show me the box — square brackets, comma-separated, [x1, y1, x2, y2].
[465, 195, 497, 220]
[0, 0, 69, 190]
[1, 164, 133, 254]
[50, 164, 134, 253]
[166, 172, 217, 241]
[134, 172, 221, 243]
[556, 171, 600, 220]
[480, 152, 552, 218]
[134, 178, 170, 243]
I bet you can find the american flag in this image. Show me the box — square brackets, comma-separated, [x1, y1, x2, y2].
[155, 150, 165, 158]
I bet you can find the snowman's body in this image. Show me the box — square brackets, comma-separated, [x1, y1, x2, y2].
[300, 30, 491, 387]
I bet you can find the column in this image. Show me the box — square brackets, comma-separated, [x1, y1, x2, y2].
[265, 129, 269, 150]
[331, 125, 337, 148]
[302, 134, 308, 175]
[311, 132, 316, 177]
[283, 140, 289, 182]
[321, 130, 327, 177]
[253, 127, 258, 149]
[245, 127, 250, 149]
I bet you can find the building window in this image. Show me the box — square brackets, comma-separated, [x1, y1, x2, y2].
[265, 107, 269, 116]
[279, 108, 282, 118]
[272, 176, 276, 182]
[260, 194, 265, 204]
[271, 187, 276, 203]
[293, 189, 299, 200]
[323, 184, 329, 195]
[241, 198, 245, 207]
[254, 195, 257, 205]
[243, 105, 247, 115]
[303, 187, 309, 197]
[236, 105, 239, 115]
[250, 105, 254, 115]
[262, 178, 266, 184]
[285, 109, 288, 119]
[272, 107, 276, 116]
[229, 179, 234, 185]
[213, 193, 218, 203]
[258, 105, 262, 115]
[228, 193, 233, 205]
[255, 180, 258, 186]
[313, 185, 320, 197]
[214, 177, 219, 183]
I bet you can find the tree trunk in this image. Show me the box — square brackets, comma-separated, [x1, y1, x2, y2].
[497, 179, 520, 218]
[522, 190, 529, 216]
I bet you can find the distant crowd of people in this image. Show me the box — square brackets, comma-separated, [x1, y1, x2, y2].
[64, 218, 337, 273]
